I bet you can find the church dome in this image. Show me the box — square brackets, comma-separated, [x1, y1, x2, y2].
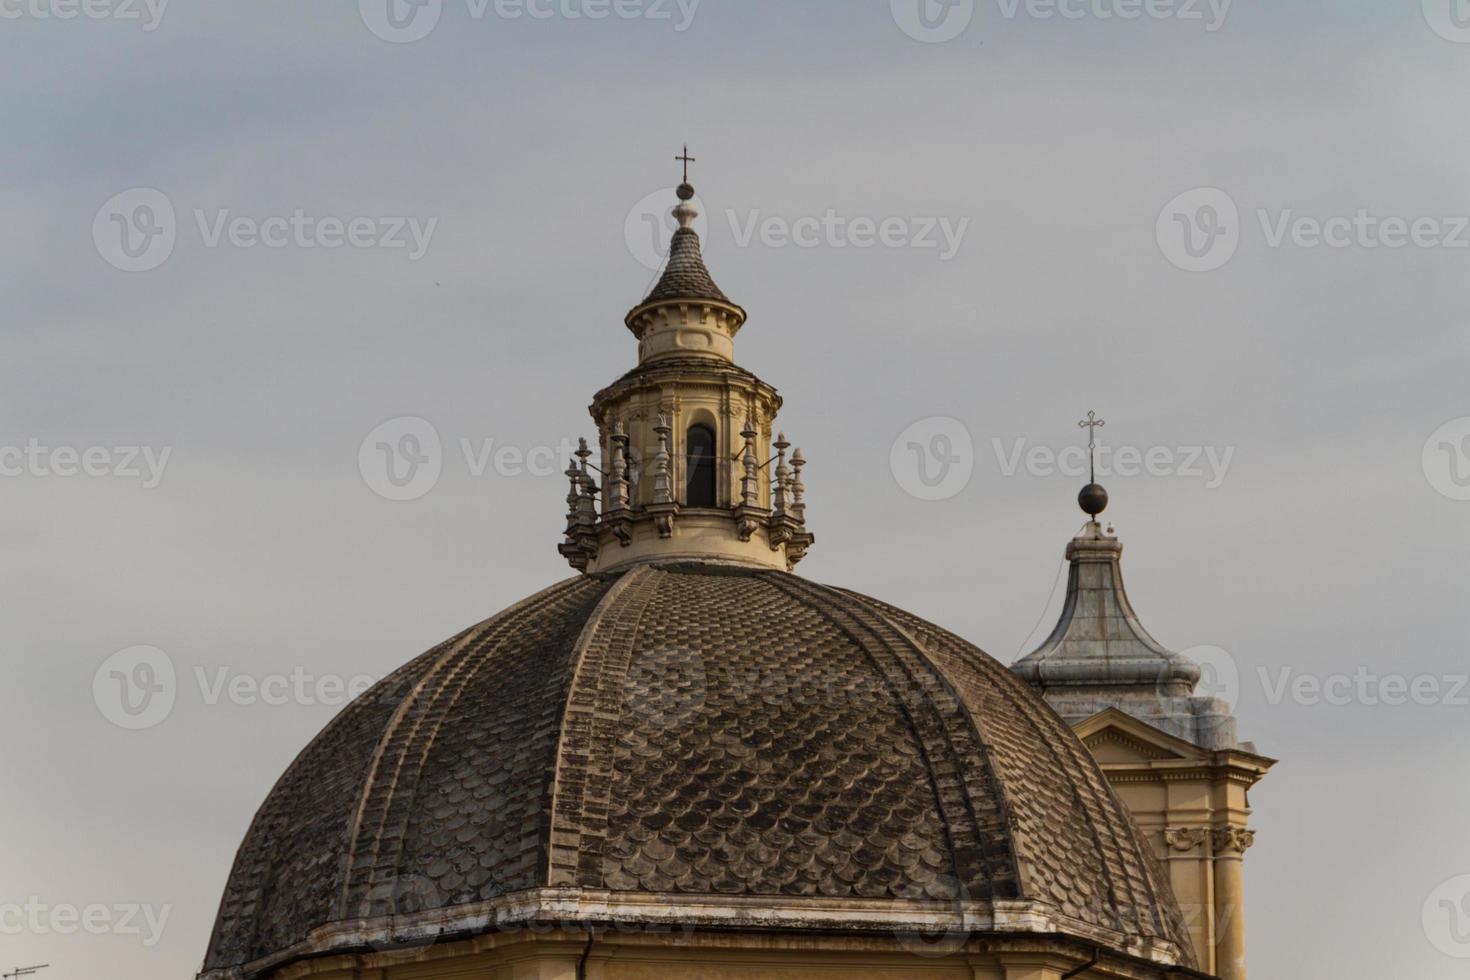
[203, 561, 1193, 978]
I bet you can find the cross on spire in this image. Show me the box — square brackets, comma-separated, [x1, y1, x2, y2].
[676, 144, 696, 184]
[1078, 410, 1105, 484]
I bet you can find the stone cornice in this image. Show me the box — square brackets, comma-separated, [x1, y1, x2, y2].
[196, 888, 1193, 980]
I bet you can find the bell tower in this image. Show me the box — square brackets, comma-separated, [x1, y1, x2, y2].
[559, 162, 814, 574]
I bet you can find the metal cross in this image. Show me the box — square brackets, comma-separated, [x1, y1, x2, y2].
[676, 144, 696, 184]
[1078, 410, 1105, 483]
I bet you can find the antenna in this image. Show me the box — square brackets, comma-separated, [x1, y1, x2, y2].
[4, 966, 49, 980]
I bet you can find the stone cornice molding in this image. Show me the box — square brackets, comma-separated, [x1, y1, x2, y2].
[198, 888, 1194, 980]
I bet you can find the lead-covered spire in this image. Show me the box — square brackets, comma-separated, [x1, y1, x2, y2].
[1011, 416, 1237, 749]
[625, 173, 746, 364]
[638, 181, 733, 307]
[1011, 517, 1238, 749]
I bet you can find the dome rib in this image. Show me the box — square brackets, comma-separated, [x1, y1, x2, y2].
[855, 593, 1190, 951]
[340, 576, 599, 920]
[760, 573, 1024, 901]
[545, 564, 664, 887]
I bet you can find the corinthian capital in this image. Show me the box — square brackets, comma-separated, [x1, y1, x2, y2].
[1212, 827, 1256, 854]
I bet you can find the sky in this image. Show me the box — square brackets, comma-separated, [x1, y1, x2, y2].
[2, 1, 1469, 977]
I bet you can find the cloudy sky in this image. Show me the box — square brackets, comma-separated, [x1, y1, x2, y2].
[3, 1, 1469, 977]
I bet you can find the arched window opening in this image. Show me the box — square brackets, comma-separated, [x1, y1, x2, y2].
[685, 424, 717, 507]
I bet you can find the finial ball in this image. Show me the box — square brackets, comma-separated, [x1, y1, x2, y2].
[1078, 482, 1109, 517]
[676, 182, 695, 201]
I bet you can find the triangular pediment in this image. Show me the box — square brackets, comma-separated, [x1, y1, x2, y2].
[1073, 708, 1207, 763]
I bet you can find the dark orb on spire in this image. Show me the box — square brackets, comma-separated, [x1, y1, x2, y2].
[676, 182, 695, 201]
[1079, 482, 1109, 517]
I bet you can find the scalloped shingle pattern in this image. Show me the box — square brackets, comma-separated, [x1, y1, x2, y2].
[203, 563, 1191, 977]
[639, 228, 731, 305]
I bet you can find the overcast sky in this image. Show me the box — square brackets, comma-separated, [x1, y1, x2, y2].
[3, 1, 1469, 977]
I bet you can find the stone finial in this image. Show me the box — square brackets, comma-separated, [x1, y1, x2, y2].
[789, 449, 807, 523]
[740, 418, 760, 509]
[772, 433, 791, 518]
[605, 423, 633, 547]
[574, 438, 598, 525]
[608, 423, 630, 514]
[652, 415, 673, 506]
[557, 442, 601, 572]
[562, 463, 582, 535]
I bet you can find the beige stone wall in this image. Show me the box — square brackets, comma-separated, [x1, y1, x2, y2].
[269, 930, 1177, 980]
[1073, 710, 1272, 980]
